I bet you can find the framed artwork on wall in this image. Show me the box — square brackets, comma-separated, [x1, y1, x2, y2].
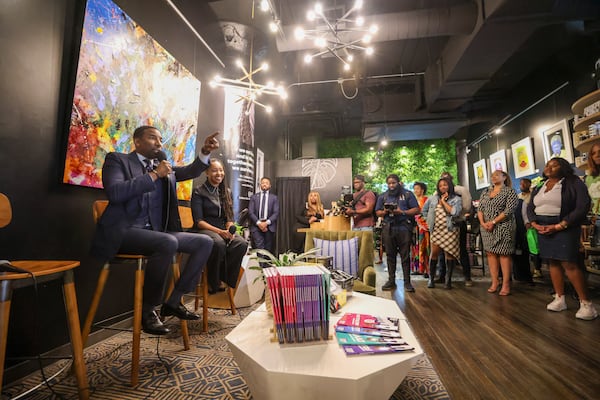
[489, 149, 507, 172]
[473, 159, 489, 190]
[542, 119, 573, 164]
[511, 137, 536, 178]
[63, 0, 201, 200]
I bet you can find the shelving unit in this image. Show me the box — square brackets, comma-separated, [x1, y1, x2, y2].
[573, 89, 600, 275]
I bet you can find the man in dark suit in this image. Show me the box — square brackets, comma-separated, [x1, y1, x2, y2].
[91, 125, 219, 335]
[249, 177, 279, 255]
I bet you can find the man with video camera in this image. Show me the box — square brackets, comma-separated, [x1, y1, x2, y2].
[344, 174, 376, 230]
[375, 174, 420, 292]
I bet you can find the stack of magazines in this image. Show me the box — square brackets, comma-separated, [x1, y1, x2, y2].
[264, 265, 331, 344]
[335, 313, 415, 355]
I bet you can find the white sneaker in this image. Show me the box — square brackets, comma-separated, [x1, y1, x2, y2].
[575, 301, 598, 320]
[547, 295, 567, 312]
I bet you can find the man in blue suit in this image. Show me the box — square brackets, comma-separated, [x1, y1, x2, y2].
[249, 177, 279, 256]
[91, 125, 218, 335]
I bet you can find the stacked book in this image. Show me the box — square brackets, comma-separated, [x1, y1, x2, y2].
[263, 265, 331, 344]
[335, 313, 415, 355]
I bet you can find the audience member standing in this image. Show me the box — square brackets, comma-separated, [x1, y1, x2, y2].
[528, 158, 597, 320]
[249, 177, 279, 255]
[411, 182, 430, 276]
[514, 178, 536, 284]
[344, 175, 376, 231]
[585, 142, 600, 244]
[477, 170, 518, 296]
[292, 191, 324, 253]
[519, 178, 543, 278]
[191, 159, 247, 294]
[421, 178, 462, 289]
[375, 174, 420, 292]
[440, 172, 473, 286]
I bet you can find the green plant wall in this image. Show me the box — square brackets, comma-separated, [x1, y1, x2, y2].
[318, 137, 457, 195]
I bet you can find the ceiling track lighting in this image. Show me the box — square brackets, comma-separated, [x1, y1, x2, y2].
[209, 59, 288, 114]
[294, 0, 378, 71]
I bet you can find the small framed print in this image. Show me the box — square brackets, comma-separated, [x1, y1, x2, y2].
[542, 119, 573, 164]
[511, 137, 536, 178]
[473, 159, 489, 190]
[489, 149, 507, 173]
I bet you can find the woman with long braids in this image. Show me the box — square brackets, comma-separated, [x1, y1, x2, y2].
[191, 159, 247, 294]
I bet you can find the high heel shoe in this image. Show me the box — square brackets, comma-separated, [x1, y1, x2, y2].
[487, 285, 499, 293]
[499, 288, 511, 296]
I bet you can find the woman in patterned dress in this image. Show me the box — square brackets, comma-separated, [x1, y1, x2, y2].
[411, 182, 430, 276]
[477, 170, 518, 296]
[421, 178, 462, 289]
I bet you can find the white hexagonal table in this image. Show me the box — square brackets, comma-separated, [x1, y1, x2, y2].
[226, 292, 423, 400]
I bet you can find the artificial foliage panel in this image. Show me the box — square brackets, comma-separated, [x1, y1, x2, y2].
[318, 138, 457, 194]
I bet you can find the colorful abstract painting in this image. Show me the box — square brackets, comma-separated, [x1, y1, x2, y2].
[63, 0, 201, 199]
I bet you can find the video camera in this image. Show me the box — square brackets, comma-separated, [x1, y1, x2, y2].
[384, 202, 397, 215]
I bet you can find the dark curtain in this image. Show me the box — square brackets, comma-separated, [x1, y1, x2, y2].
[275, 177, 311, 254]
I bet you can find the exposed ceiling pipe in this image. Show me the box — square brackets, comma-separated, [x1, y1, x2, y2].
[275, 3, 478, 52]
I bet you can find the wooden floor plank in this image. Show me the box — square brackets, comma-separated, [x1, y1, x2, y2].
[374, 262, 600, 400]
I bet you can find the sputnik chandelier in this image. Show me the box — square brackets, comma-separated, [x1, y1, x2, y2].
[209, 58, 288, 114]
[294, 0, 378, 71]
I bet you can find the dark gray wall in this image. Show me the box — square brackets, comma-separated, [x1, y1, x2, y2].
[0, 0, 228, 375]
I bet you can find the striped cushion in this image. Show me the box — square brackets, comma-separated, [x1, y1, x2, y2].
[313, 237, 359, 277]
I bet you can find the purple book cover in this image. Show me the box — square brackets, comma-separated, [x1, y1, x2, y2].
[335, 325, 402, 338]
[342, 344, 415, 356]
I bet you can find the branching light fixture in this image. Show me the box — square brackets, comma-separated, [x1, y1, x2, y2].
[294, 0, 378, 71]
[209, 59, 288, 114]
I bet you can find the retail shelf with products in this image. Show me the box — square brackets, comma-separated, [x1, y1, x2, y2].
[574, 135, 600, 153]
[571, 88, 600, 115]
[574, 112, 600, 132]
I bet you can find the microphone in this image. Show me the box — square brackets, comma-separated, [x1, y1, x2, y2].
[156, 150, 168, 162]
[226, 225, 237, 247]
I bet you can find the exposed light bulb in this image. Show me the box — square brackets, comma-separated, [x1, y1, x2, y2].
[343, 63, 350, 71]
[314, 3, 323, 14]
[381, 138, 388, 146]
[363, 34, 372, 44]
[260, 0, 269, 12]
[365, 47, 374, 55]
[495, 128, 502, 134]
[369, 24, 378, 34]
[269, 21, 278, 33]
[304, 54, 313, 63]
[356, 16, 364, 27]
[294, 27, 305, 40]
[235, 59, 244, 68]
[307, 10, 316, 21]
[266, 106, 273, 113]
[347, 54, 354, 62]
[354, 0, 364, 10]
[261, 62, 269, 71]
[315, 37, 327, 48]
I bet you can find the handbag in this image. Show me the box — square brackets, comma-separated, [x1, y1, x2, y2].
[526, 227, 539, 255]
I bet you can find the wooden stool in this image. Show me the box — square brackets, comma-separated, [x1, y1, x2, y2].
[0, 261, 89, 400]
[82, 200, 190, 387]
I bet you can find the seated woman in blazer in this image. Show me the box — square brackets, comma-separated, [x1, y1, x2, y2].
[191, 159, 247, 294]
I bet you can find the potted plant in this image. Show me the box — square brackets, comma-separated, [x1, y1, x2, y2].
[249, 248, 321, 315]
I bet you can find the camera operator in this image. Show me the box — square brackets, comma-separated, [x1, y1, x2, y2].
[344, 175, 376, 231]
[375, 174, 420, 292]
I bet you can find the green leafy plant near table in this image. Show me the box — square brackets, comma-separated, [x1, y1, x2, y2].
[249, 248, 321, 283]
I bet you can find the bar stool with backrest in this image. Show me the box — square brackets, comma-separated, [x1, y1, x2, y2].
[0, 193, 89, 399]
[176, 205, 240, 333]
[81, 200, 190, 387]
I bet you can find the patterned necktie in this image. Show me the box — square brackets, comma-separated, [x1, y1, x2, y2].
[144, 159, 154, 173]
[260, 191, 267, 220]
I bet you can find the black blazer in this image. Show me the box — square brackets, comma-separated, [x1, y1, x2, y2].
[90, 151, 209, 261]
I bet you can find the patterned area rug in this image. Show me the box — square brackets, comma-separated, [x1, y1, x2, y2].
[4, 306, 449, 400]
